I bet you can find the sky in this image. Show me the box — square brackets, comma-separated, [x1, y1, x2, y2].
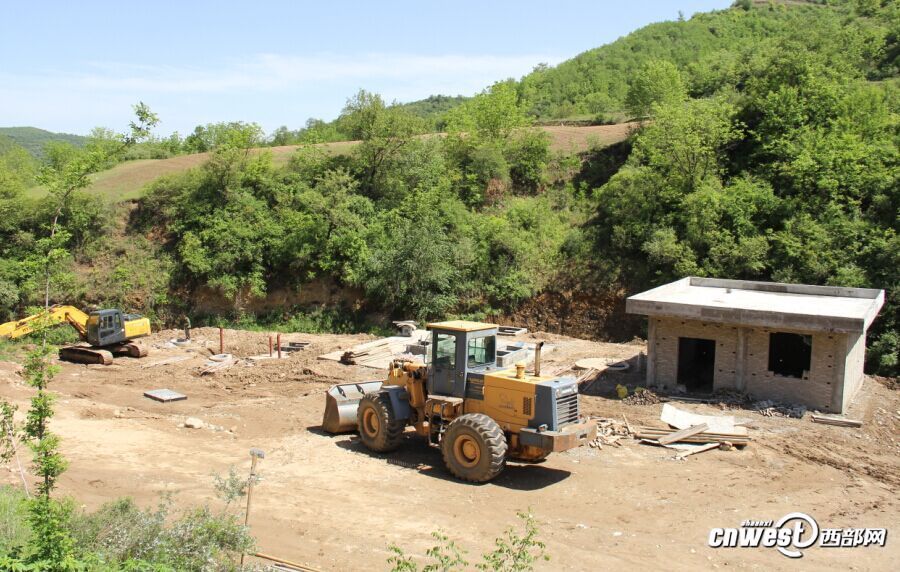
[0, 0, 731, 137]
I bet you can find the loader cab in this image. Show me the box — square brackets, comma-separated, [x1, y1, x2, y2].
[86, 309, 128, 346]
[426, 321, 499, 399]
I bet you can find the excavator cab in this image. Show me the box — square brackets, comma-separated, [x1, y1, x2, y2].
[86, 309, 126, 346]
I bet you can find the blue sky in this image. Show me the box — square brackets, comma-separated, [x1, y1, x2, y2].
[0, 1, 730, 136]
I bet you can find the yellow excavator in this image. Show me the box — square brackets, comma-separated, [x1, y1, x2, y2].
[323, 320, 597, 482]
[0, 305, 150, 365]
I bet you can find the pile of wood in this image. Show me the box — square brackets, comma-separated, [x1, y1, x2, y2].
[634, 425, 750, 447]
[319, 333, 429, 370]
[339, 338, 407, 368]
[635, 404, 752, 458]
[588, 417, 632, 449]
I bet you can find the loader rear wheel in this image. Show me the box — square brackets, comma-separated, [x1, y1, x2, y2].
[357, 392, 405, 453]
[442, 414, 508, 483]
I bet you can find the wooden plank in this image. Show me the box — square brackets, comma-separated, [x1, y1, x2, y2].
[634, 429, 750, 443]
[657, 423, 709, 445]
[635, 426, 749, 438]
[634, 427, 749, 445]
[811, 414, 862, 428]
[675, 443, 720, 459]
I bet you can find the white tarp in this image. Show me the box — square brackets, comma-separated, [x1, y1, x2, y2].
[660, 403, 748, 436]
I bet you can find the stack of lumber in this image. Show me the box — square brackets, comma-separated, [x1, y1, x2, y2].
[810, 414, 863, 428]
[319, 333, 429, 370]
[635, 404, 752, 453]
[634, 425, 750, 447]
[340, 338, 402, 368]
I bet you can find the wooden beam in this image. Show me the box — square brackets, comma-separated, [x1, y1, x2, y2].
[657, 423, 709, 445]
[811, 414, 862, 428]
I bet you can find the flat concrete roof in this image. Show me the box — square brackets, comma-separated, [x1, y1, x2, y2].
[626, 277, 884, 333]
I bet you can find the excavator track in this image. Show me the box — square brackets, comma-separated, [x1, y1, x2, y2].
[59, 346, 114, 365]
[118, 343, 148, 358]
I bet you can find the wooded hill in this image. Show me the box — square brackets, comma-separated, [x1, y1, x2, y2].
[0, 127, 86, 159]
[0, 0, 897, 377]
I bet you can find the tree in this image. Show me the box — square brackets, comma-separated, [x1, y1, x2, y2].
[182, 121, 263, 153]
[632, 97, 741, 192]
[625, 60, 687, 118]
[340, 90, 426, 197]
[445, 81, 530, 142]
[35, 103, 158, 308]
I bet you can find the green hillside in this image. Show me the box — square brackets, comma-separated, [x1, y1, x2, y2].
[518, 0, 898, 119]
[0, 126, 87, 159]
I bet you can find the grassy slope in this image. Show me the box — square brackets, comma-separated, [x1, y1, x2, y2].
[26, 124, 635, 203]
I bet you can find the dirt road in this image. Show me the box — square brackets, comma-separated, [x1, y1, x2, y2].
[0, 328, 896, 570]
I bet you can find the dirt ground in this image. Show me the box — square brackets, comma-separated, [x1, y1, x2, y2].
[0, 327, 897, 571]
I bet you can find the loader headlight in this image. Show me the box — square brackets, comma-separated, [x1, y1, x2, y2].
[556, 385, 576, 397]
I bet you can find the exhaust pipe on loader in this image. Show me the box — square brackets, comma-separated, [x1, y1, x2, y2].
[534, 341, 544, 376]
[322, 381, 384, 433]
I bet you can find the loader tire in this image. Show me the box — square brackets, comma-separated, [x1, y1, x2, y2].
[357, 392, 405, 453]
[442, 414, 508, 483]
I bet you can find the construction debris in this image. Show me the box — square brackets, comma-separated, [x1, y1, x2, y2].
[811, 414, 863, 428]
[393, 320, 417, 336]
[143, 389, 187, 403]
[574, 357, 630, 372]
[498, 326, 528, 336]
[280, 341, 310, 353]
[587, 417, 631, 448]
[623, 387, 661, 405]
[634, 404, 751, 449]
[141, 355, 193, 369]
[753, 399, 806, 418]
[199, 354, 236, 375]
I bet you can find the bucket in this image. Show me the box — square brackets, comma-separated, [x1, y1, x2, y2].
[322, 381, 384, 433]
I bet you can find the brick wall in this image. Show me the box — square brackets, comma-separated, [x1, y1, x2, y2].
[646, 317, 850, 412]
[743, 328, 842, 411]
[841, 332, 866, 412]
[650, 318, 739, 389]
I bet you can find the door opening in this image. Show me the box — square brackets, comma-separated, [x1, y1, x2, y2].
[677, 337, 716, 392]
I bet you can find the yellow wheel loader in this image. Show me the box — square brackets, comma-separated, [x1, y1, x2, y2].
[0, 305, 150, 365]
[323, 321, 597, 482]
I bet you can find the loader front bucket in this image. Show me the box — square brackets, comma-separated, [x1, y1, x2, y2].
[322, 381, 384, 433]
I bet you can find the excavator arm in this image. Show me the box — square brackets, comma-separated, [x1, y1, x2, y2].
[0, 305, 90, 340]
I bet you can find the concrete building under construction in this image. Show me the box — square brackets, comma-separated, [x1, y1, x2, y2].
[626, 277, 885, 413]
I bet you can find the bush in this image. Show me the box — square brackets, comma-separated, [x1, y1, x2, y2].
[0, 487, 30, 555]
[388, 510, 548, 572]
[0, 490, 254, 572]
